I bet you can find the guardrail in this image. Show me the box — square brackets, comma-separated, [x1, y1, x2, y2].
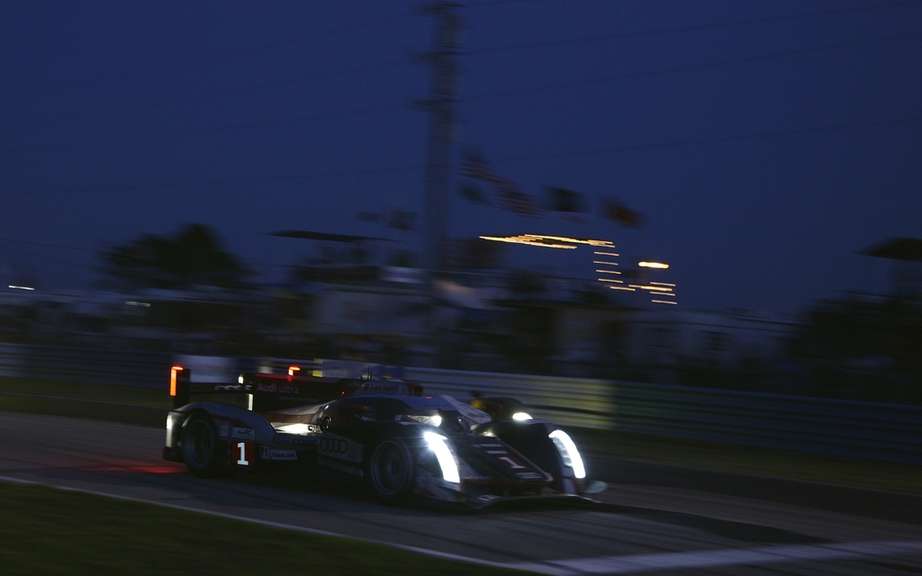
[1, 344, 920, 464]
[402, 366, 922, 464]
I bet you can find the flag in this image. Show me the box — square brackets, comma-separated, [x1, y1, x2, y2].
[461, 149, 500, 183]
[460, 183, 488, 204]
[603, 198, 643, 227]
[388, 210, 416, 232]
[546, 187, 587, 213]
[496, 178, 538, 216]
[356, 211, 382, 223]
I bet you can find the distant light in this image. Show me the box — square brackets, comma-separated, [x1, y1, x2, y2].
[609, 286, 636, 291]
[594, 251, 620, 256]
[592, 261, 619, 266]
[650, 281, 676, 287]
[628, 284, 673, 292]
[237, 375, 245, 385]
[651, 299, 677, 305]
[597, 278, 624, 283]
[512, 411, 533, 422]
[595, 269, 622, 275]
[7, 285, 35, 291]
[638, 261, 669, 269]
[479, 234, 614, 249]
[125, 300, 151, 308]
[480, 235, 576, 250]
[537, 235, 614, 247]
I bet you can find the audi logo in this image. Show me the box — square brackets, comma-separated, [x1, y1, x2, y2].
[320, 437, 349, 455]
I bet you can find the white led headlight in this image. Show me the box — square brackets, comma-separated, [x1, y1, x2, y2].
[423, 431, 460, 484]
[511, 411, 533, 422]
[549, 429, 586, 479]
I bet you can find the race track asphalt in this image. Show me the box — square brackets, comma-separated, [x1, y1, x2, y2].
[2, 411, 921, 575]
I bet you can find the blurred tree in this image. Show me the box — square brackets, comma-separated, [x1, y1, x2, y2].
[507, 270, 546, 299]
[788, 295, 922, 402]
[388, 250, 416, 268]
[101, 224, 248, 290]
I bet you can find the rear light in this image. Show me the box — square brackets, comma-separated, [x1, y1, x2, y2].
[288, 365, 301, 377]
[169, 366, 184, 397]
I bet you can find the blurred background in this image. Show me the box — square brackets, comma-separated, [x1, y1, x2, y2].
[1, 0, 919, 404]
[3, 3, 922, 574]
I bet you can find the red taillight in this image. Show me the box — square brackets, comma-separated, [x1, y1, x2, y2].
[169, 365, 184, 397]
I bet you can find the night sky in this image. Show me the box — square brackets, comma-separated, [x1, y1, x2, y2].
[2, 0, 920, 314]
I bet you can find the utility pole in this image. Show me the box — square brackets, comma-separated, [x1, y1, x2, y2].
[418, 2, 460, 363]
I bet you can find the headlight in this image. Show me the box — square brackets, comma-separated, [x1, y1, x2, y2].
[549, 429, 586, 479]
[395, 413, 442, 427]
[511, 411, 533, 422]
[423, 431, 460, 483]
[277, 423, 311, 435]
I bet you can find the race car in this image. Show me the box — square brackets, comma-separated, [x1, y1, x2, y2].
[163, 364, 604, 507]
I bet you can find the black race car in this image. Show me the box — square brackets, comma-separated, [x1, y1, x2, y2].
[163, 364, 604, 507]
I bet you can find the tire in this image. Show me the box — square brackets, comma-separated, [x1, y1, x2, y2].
[181, 413, 227, 477]
[366, 439, 415, 501]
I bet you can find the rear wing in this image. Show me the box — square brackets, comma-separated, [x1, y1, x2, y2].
[168, 364, 359, 410]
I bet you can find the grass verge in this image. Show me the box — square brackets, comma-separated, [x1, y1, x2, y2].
[0, 482, 526, 576]
[572, 427, 922, 497]
[0, 378, 166, 427]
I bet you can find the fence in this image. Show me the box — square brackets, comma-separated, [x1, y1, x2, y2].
[0, 343, 169, 388]
[404, 366, 922, 464]
[1, 344, 920, 464]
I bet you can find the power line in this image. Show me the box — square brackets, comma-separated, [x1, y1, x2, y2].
[466, 0, 916, 55]
[153, 112, 922, 186]
[204, 3, 919, 132]
[1, 114, 917, 260]
[467, 0, 546, 7]
[0, 236, 100, 253]
[466, 33, 919, 101]
[216, 31, 918, 131]
[484, 113, 921, 167]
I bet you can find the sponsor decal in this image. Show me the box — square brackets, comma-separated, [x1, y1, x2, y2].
[259, 447, 298, 461]
[277, 383, 298, 394]
[230, 427, 255, 441]
[214, 384, 247, 391]
[318, 434, 363, 464]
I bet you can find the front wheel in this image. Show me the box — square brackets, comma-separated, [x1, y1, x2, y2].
[366, 439, 415, 501]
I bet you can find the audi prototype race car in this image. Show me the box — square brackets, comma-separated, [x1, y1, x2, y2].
[163, 364, 605, 507]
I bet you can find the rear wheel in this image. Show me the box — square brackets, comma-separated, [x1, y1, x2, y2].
[181, 414, 227, 477]
[366, 439, 414, 501]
